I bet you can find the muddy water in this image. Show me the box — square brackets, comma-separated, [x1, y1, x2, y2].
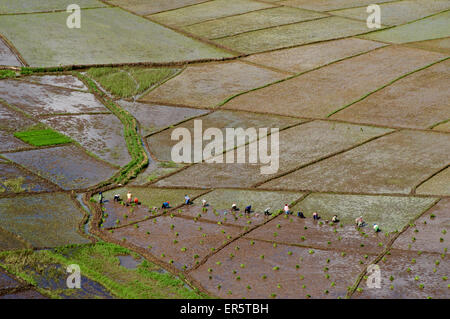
[190, 238, 370, 299]
[0, 271, 22, 290]
[0, 131, 29, 152]
[23, 75, 88, 91]
[3, 145, 117, 190]
[109, 215, 242, 271]
[0, 162, 60, 193]
[118, 255, 142, 269]
[0, 79, 108, 115]
[0, 289, 46, 299]
[0, 103, 36, 131]
[102, 201, 153, 229]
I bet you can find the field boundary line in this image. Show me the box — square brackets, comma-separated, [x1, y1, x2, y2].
[410, 164, 449, 195]
[327, 57, 450, 117]
[187, 192, 310, 273]
[252, 129, 398, 188]
[346, 197, 441, 298]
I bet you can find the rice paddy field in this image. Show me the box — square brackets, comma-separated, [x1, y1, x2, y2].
[0, 0, 448, 301]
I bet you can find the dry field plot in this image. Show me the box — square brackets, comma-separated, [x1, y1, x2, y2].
[190, 238, 371, 299]
[109, 215, 243, 271]
[22, 75, 88, 91]
[0, 8, 233, 67]
[147, 110, 302, 161]
[405, 37, 450, 55]
[141, 61, 286, 108]
[0, 38, 22, 66]
[275, 0, 397, 12]
[332, 59, 450, 129]
[118, 100, 208, 137]
[2, 145, 117, 190]
[0, 193, 90, 248]
[263, 130, 450, 195]
[223, 46, 446, 118]
[156, 120, 392, 188]
[42, 114, 131, 167]
[0, 80, 108, 116]
[330, 0, 450, 26]
[433, 121, 450, 132]
[0, 228, 28, 251]
[0, 0, 106, 14]
[416, 171, 450, 200]
[353, 200, 449, 299]
[149, 0, 275, 27]
[105, 0, 209, 15]
[362, 10, 450, 44]
[242, 38, 386, 74]
[183, 7, 326, 39]
[214, 16, 370, 54]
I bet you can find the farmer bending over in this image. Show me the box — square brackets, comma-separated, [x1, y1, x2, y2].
[244, 205, 251, 214]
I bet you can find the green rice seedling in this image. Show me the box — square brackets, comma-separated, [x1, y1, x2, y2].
[435, 260, 440, 266]
[216, 261, 222, 265]
[247, 220, 251, 225]
[302, 285, 306, 289]
[414, 229, 419, 233]
[175, 232, 179, 237]
[296, 264, 300, 269]
[338, 236, 342, 241]
[235, 246, 240, 251]
[200, 240, 204, 244]
[173, 239, 178, 244]
[325, 274, 330, 279]
[328, 241, 332, 245]
[217, 285, 221, 290]
[304, 226, 308, 230]
[124, 214, 128, 219]
[440, 238, 444, 242]
[360, 243, 364, 247]
[390, 285, 394, 290]
[306, 294, 311, 298]
[309, 249, 314, 254]
[260, 255, 264, 259]
[181, 247, 187, 252]
[230, 253, 234, 258]
[160, 253, 165, 257]
[389, 276, 394, 282]
[273, 266, 280, 271]
[208, 268, 213, 273]
[378, 242, 383, 247]
[299, 275, 304, 280]
[288, 251, 293, 256]
[262, 275, 267, 279]
[430, 214, 436, 219]
[301, 236, 305, 241]
[442, 276, 447, 281]
[411, 258, 416, 264]
[414, 276, 419, 281]
[442, 229, 447, 235]
[406, 267, 411, 272]
[147, 245, 152, 249]
[228, 290, 232, 295]
[324, 289, 329, 294]
[240, 264, 245, 268]
[210, 247, 215, 252]
[169, 260, 174, 264]
[134, 224, 139, 229]
[417, 250, 422, 255]
[326, 259, 330, 263]
[330, 282, 335, 287]
[273, 232, 278, 237]
[227, 235, 232, 239]
[146, 231, 151, 235]
[341, 252, 346, 257]
[170, 224, 175, 229]
[276, 224, 281, 228]
[277, 284, 282, 289]
[273, 243, 277, 248]
[221, 230, 225, 234]
[356, 288, 363, 293]
[122, 237, 126, 242]
[271, 293, 276, 298]
[236, 276, 240, 281]
[323, 267, 329, 272]
[193, 254, 199, 259]
[250, 240, 255, 245]
[419, 284, 424, 289]
[202, 233, 207, 238]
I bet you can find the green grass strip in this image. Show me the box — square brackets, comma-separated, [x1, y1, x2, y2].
[74, 71, 148, 184]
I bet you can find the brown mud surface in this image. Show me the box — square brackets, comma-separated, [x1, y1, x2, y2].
[223, 46, 446, 118]
[42, 114, 131, 167]
[247, 214, 391, 255]
[141, 61, 286, 108]
[332, 59, 450, 129]
[118, 100, 208, 137]
[101, 201, 155, 229]
[405, 37, 450, 55]
[109, 215, 243, 271]
[2, 145, 117, 190]
[156, 120, 391, 188]
[277, 0, 397, 12]
[0, 271, 23, 290]
[0, 289, 46, 299]
[190, 238, 371, 298]
[353, 250, 448, 299]
[391, 198, 449, 254]
[0, 227, 28, 251]
[242, 37, 386, 73]
[0, 79, 109, 116]
[263, 130, 450, 194]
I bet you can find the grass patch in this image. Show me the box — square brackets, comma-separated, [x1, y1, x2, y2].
[14, 125, 71, 147]
[86, 67, 177, 98]
[0, 70, 16, 79]
[0, 242, 206, 299]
